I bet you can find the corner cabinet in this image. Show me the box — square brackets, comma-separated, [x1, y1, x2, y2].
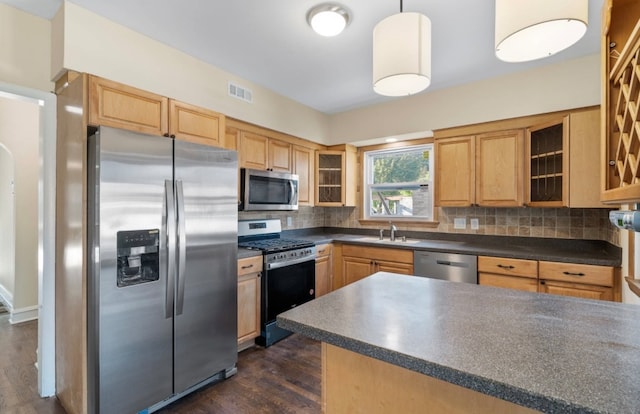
[435, 130, 524, 207]
[526, 108, 606, 208]
[237, 255, 262, 350]
[316, 145, 357, 207]
[601, 0, 640, 203]
[88, 75, 225, 146]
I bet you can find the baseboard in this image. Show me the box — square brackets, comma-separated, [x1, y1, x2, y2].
[10, 305, 38, 325]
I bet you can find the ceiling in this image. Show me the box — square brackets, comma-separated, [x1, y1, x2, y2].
[4, 0, 604, 114]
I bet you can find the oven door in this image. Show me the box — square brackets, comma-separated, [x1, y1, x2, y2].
[263, 258, 315, 323]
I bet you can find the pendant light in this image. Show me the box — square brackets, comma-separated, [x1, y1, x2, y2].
[373, 0, 431, 96]
[495, 0, 588, 63]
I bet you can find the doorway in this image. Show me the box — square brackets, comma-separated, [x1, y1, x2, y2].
[0, 84, 56, 397]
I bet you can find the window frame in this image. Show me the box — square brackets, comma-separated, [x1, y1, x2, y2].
[359, 141, 438, 226]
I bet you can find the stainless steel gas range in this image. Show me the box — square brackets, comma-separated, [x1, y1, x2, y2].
[238, 219, 316, 347]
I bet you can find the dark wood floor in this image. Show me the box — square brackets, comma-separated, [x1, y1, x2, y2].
[0, 314, 321, 413]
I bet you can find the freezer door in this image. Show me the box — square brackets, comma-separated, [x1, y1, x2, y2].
[88, 127, 174, 414]
[173, 140, 238, 393]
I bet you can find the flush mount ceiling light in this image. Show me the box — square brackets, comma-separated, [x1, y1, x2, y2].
[495, 0, 588, 63]
[373, 0, 431, 97]
[307, 4, 350, 37]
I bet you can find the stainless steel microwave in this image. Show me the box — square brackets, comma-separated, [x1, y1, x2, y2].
[239, 168, 299, 211]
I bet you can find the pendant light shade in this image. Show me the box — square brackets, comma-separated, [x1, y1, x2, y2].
[373, 12, 431, 96]
[495, 0, 588, 63]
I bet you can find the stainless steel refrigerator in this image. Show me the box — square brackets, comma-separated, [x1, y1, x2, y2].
[87, 126, 238, 414]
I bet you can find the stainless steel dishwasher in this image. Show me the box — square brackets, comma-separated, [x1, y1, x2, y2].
[413, 251, 478, 284]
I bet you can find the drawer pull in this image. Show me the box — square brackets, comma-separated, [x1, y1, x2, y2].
[241, 264, 254, 269]
[318, 249, 326, 254]
[562, 271, 585, 277]
[497, 264, 515, 269]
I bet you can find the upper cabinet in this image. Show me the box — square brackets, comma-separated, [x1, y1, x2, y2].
[238, 131, 292, 172]
[435, 130, 523, 207]
[525, 117, 569, 207]
[526, 108, 606, 208]
[88, 75, 168, 135]
[601, 0, 640, 203]
[88, 75, 226, 147]
[293, 146, 315, 206]
[168, 100, 225, 147]
[316, 145, 357, 207]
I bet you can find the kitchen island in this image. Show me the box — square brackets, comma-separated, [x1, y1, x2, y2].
[277, 272, 640, 413]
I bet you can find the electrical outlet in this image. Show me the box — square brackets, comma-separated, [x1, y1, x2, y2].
[454, 218, 466, 229]
[470, 218, 479, 230]
[286, 216, 293, 227]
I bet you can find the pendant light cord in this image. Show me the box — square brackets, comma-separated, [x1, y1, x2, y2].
[400, 0, 403, 13]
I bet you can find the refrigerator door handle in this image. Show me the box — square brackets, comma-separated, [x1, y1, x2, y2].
[176, 180, 187, 316]
[165, 180, 176, 319]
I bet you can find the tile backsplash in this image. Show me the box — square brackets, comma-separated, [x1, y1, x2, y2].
[239, 206, 620, 246]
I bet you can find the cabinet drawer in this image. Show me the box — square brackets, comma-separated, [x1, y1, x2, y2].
[478, 256, 537, 278]
[479, 273, 539, 292]
[316, 243, 332, 258]
[538, 261, 614, 287]
[238, 255, 263, 277]
[342, 244, 413, 264]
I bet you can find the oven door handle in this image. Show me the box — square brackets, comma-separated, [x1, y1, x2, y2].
[266, 256, 316, 270]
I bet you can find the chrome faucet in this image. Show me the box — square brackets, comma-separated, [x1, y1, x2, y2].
[389, 222, 397, 241]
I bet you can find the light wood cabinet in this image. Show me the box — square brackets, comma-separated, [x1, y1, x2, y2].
[478, 256, 538, 293]
[88, 75, 168, 136]
[316, 145, 357, 207]
[168, 99, 225, 147]
[601, 0, 640, 203]
[538, 261, 618, 302]
[476, 130, 524, 207]
[88, 76, 227, 148]
[340, 245, 413, 286]
[237, 255, 262, 349]
[435, 130, 523, 207]
[525, 109, 605, 208]
[293, 146, 315, 206]
[434, 135, 474, 206]
[239, 131, 269, 169]
[315, 244, 333, 297]
[239, 131, 292, 172]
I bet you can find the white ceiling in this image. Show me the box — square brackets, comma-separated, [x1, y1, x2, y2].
[4, 0, 604, 114]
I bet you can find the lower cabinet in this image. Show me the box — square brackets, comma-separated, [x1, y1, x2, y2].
[478, 256, 538, 293]
[315, 243, 333, 298]
[479, 255, 620, 302]
[340, 245, 413, 287]
[538, 261, 617, 302]
[237, 255, 263, 350]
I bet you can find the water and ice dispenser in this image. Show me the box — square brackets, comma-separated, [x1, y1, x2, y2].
[116, 229, 160, 287]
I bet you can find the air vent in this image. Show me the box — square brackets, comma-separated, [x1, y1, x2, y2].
[228, 82, 253, 103]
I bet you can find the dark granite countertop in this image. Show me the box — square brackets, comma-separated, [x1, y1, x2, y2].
[237, 248, 262, 259]
[283, 228, 621, 267]
[278, 272, 640, 413]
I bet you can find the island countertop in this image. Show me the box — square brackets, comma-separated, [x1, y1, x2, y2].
[277, 272, 640, 413]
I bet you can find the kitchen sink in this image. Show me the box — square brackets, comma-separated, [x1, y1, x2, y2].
[352, 236, 423, 245]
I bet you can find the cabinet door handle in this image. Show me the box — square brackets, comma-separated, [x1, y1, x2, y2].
[241, 264, 254, 269]
[497, 264, 515, 269]
[318, 249, 326, 254]
[562, 271, 585, 277]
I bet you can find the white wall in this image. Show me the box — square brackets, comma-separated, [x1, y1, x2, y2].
[0, 4, 52, 92]
[329, 54, 600, 144]
[0, 145, 14, 300]
[0, 96, 40, 311]
[52, 1, 330, 144]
